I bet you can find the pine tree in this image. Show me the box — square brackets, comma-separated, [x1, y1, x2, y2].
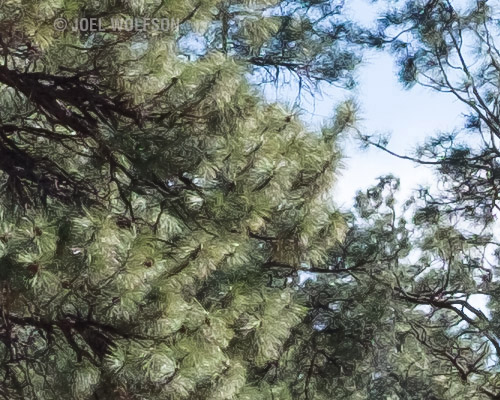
[331, 0, 500, 397]
[0, 0, 358, 398]
[290, 176, 500, 399]
[362, 0, 500, 225]
[5, 0, 499, 398]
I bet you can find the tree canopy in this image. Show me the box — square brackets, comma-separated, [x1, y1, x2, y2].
[0, 0, 499, 399]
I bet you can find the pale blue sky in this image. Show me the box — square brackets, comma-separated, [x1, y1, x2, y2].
[306, 0, 489, 312]
[329, 50, 466, 207]
[330, 0, 467, 207]
[262, 48, 466, 208]
[273, 0, 469, 208]
[186, 0, 468, 210]
[262, 0, 494, 314]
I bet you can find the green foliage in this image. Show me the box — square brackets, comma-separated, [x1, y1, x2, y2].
[1, 0, 500, 399]
[286, 176, 500, 399]
[0, 0, 354, 398]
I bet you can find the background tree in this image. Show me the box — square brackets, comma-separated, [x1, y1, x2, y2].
[267, 176, 500, 399]
[361, 0, 500, 224]
[336, 0, 500, 397]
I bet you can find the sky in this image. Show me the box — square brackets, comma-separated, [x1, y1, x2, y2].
[258, 0, 469, 209]
[184, 0, 473, 209]
[263, 49, 466, 210]
[313, 0, 468, 209]
[284, 0, 492, 311]
[294, 51, 491, 313]
[322, 50, 466, 208]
